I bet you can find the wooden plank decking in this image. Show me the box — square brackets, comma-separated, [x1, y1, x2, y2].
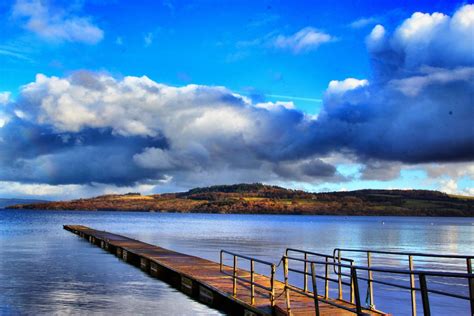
[63, 225, 388, 316]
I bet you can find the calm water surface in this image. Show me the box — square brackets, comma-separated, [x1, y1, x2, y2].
[0, 210, 472, 315]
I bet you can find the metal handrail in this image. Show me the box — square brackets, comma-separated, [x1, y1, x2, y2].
[283, 255, 474, 316]
[283, 255, 367, 315]
[285, 248, 354, 298]
[286, 248, 354, 261]
[333, 248, 474, 314]
[334, 248, 474, 259]
[219, 250, 276, 306]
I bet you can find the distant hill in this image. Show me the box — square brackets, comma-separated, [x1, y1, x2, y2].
[6, 183, 474, 216]
[0, 198, 49, 209]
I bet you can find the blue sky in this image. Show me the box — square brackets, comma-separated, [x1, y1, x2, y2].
[1, 0, 465, 112]
[0, 0, 473, 199]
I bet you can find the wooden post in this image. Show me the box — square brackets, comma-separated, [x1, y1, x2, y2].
[324, 257, 329, 299]
[419, 274, 430, 316]
[409, 255, 417, 316]
[250, 259, 255, 305]
[351, 267, 363, 316]
[311, 263, 320, 316]
[233, 256, 237, 297]
[270, 265, 276, 306]
[284, 257, 292, 315]
[467, 258, 473, 315]
[367, 251, 374, 309]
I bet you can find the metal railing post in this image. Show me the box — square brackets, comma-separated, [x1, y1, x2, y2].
[284, 256, 292, 315]
[304, 252, 308, 292]
[338, 250, 343, 300]
[220, 250, 223, 272]
[270, 264, 276, 306]
[250, 259, 255, 305]
[419, 274, 430, 316]
[351, 267, 363, 316]
[467, 258, 474, 314]
[325, 257, 329, 299]
[367, 251, 374, 309]
[233, 255, 238, 297]
[409, 255, 417, 316]
[350, 261, 355, 303]
[311, 262, 320, 316]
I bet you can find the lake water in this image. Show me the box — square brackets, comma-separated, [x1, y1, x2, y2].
[0, 210, 472, 315]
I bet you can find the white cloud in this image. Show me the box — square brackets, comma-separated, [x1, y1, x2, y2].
[395, 12, 448, 45]
[360, 161, 402, 181]
[18, 73, 261, 140]
[0, 92, 11, 105]
[350, 17, 378, 29]
[0, 91, 11, 128]
[0, 115, 9, 128]
[423, 162, 474, 180]
[369, 4, 474, 68]
[390, 66, 474, 96]
[439, 179, 459, 195]
[326, 78, 369, 95]
[12, 0, 104, 44]
[0, 180, 161, 200]
[134, 147, 176, 170]
[7, 71, 345, 188]
[273, 27, 333, 53]
[144, 32, 153, 47]
[366, 24, 386, 51]
[0, 181, 82, 198]
[255, 101, 295, 110]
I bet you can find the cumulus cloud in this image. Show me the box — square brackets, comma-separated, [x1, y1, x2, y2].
[360, 161, 402, 181]
[273, 158, 344, 182]
[369, 5, 474, 73]
[424, 162, 474, 180]
[315, 4, 474, 164]
[1, 71, 342, 188]
[12, 0, 104, 44]
[0, 180, 161, 200]
[255, 101, 295, 110]
[366, 24, 386, 51]
[437, 171, 474, 196]
[389, 66, 474, 97]
[326, 78, 369, 96]
[273, 27, 333, 53]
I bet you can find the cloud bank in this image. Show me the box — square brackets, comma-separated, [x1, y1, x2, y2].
[0, 71, 344, 188]
[0, 5, 473, 195]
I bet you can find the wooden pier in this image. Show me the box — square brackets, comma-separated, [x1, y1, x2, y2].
[63, 225, 387, 316]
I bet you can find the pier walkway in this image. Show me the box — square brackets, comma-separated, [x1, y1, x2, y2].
[64, 225, 473, 316]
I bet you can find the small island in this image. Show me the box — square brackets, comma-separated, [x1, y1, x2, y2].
[7, 183, 474, 216]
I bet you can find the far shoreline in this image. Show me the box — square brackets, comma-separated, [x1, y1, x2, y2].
[3, 207, 474, 218]
[5, 184, 474, 217]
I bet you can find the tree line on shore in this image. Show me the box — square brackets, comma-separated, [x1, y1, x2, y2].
[6, 183, 473, 216]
